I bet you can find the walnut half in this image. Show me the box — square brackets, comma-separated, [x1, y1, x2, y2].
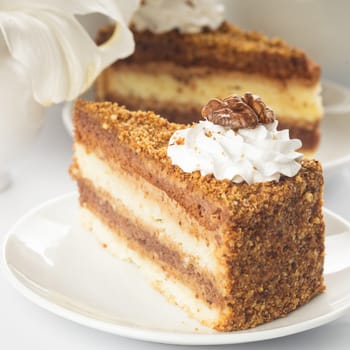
[201, 93, 275, 131]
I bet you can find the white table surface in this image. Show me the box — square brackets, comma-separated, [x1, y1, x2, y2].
[1, 104, 350, 350]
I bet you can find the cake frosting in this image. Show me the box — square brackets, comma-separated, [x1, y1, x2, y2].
[132, 0, 224, 34]
[168, 95, 303, 184]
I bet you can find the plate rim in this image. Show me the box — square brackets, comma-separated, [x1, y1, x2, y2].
[322, 79, 350, 115]
[2, 192, 350, 345]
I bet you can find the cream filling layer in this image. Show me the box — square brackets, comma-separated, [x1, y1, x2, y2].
[75, 143, 220, 274]
[81, 207, 222, 326]
[102, 63, 323, 123]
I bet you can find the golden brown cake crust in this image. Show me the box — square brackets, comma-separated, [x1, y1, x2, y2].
[96, 22, 320, 84]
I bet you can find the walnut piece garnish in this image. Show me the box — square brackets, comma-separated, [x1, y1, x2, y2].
[201, 93, 275, 131]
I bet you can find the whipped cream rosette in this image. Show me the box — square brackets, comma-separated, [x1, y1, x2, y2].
[133, 0, 224, 34]
[168, 93, 303, 185]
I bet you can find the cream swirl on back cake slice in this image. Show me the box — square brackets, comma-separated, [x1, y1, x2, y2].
[132, 0, 224, 34]
[167, 94, 303, 185]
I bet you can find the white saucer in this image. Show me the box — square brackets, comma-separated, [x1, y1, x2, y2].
[62, 80, 350, 175]
[3, 192, 350, 345]
[323, 79, 350, 115]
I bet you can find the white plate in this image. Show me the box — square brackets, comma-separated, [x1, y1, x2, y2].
[3, 192, 350, 345]
[315, 112, 350, 173]
[323, 79, 350, 115]
[62, 80, 350, 175]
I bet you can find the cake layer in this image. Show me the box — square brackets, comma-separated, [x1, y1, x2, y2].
[78, 177, 225, 306]
[74, 143, 223, 276]
[73, 102, 228, 232]
[97, 22, 320, 83]
[80, 206, 223, 327]
[97, 62, 322, 123]
[96, 62, 322, 154]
